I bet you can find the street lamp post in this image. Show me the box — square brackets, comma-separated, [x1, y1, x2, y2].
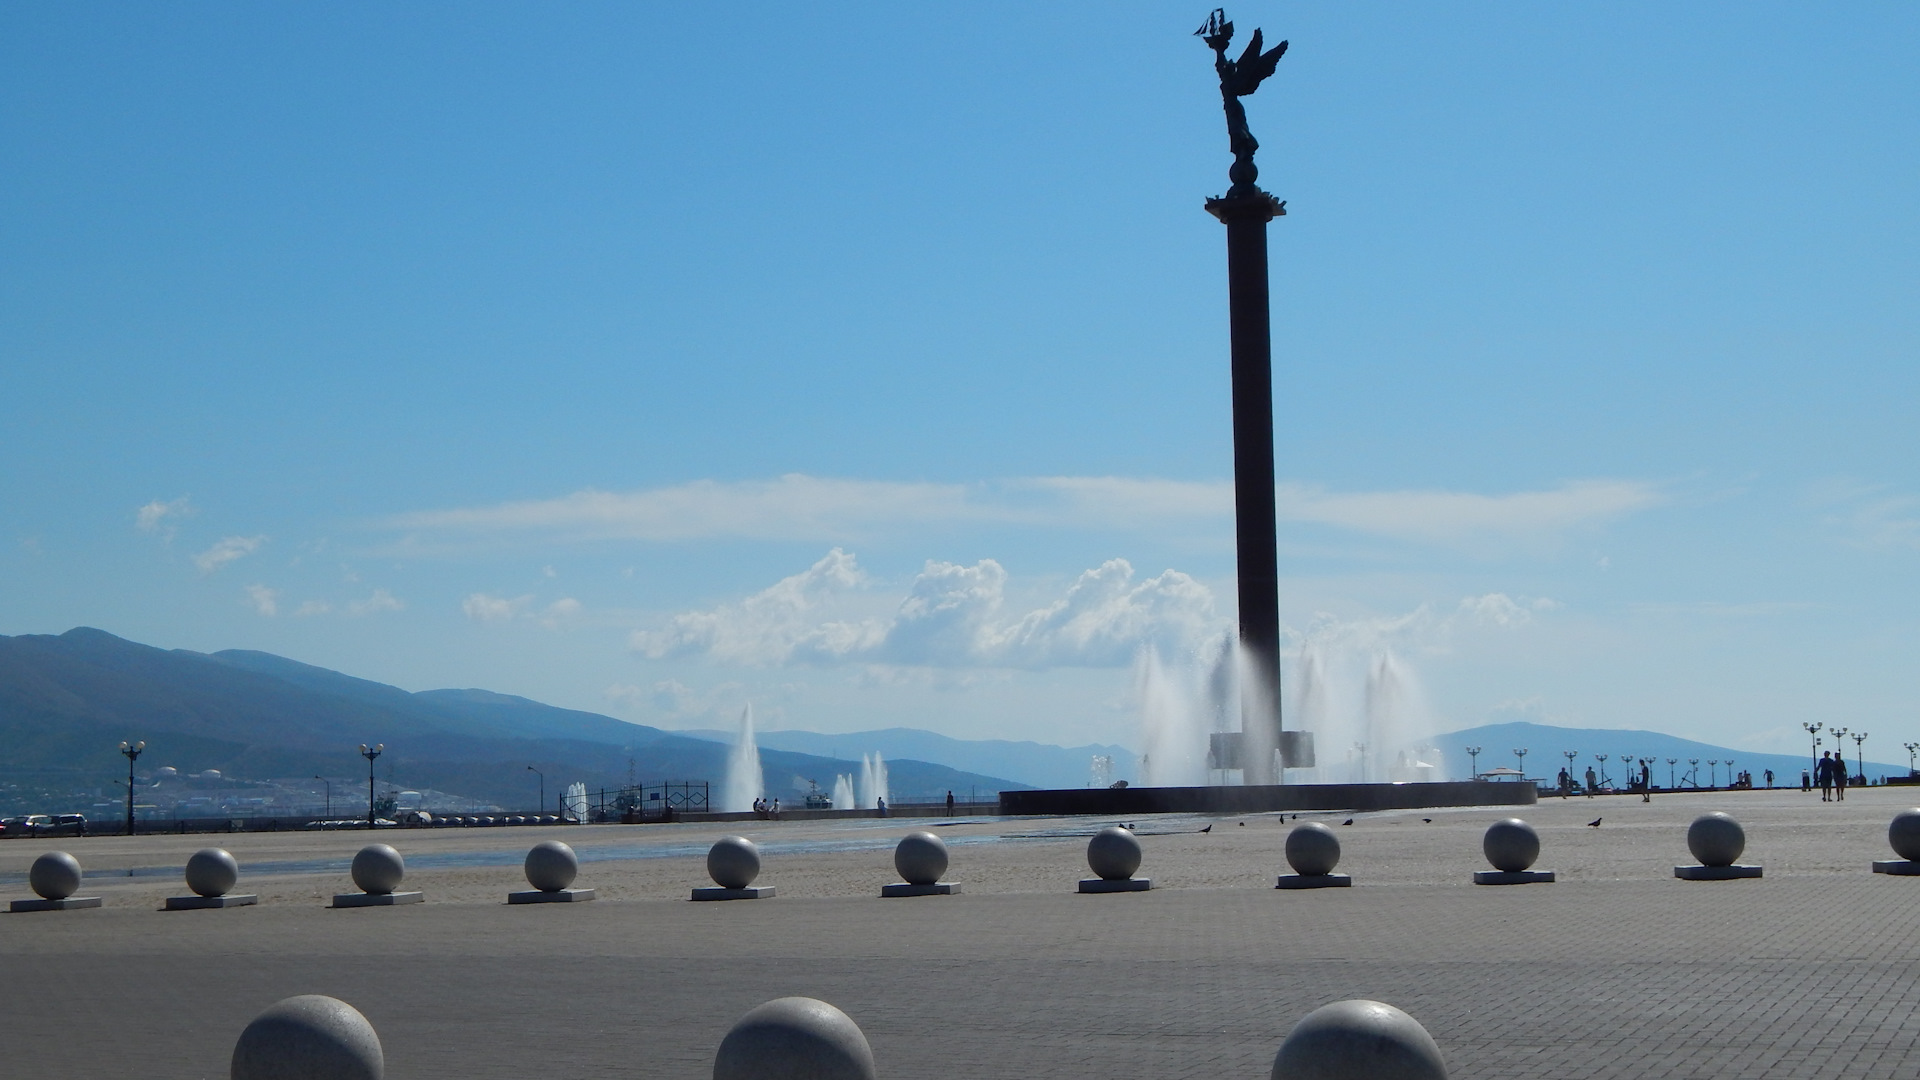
[1465, 746, 1482, 778]
[118, 740, 145, 836]
[527, 765, 545, 814]
[1595, 754, 1609, 787]
[1905, 741, 1919, 775]
[1687, 758, 1700, 787]
[1513, 748, 1528, 778]
[1707, 760, 1719, 788]
[1852, 732, 1868, 785]
[1667, 758, 1678, 789]
[359, 743, 384, 829]
[1562, 750, 1578, 788]
[315, 776, 331, 816]
[1804, 722, 1823, 772]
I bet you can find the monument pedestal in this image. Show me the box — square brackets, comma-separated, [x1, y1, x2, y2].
[331, 891, 424, 907]
[692, 886, 774, 901]
[1078, 877, 1151, 893]
[165, 894, 258, 909]
[881, 882, 959, 897]
[1674, 864, 1762, 880]
[1474, 870, 1555, 885]
[509, 888, 595, 904]
[1276, 873, 1350, 890]
[10, 896, 101, 912]
[1872, 860, 1920, 875]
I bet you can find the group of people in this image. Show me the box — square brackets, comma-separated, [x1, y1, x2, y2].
[1805, 751, 1855, 802]
[751, 797, 781, 819]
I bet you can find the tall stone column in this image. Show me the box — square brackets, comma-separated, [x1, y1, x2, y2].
[1207, 188, 1284, 785]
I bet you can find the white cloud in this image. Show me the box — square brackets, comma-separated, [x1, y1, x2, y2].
[538, 597, 582, 629]
[136, 497, 194, 540]
[631, 549, 1223, 670]
[463, 593, 531, 623]
[376, 474, 1660, 552]
[293, 600, 332, 617]
[194, 535, 265, 574]
[244, 584, 279, 616]
[347, 589, 403, 616]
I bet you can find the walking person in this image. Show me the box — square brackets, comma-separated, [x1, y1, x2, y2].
[1836, 756, 1848, 801]
[1641, 761, 1652, 803]
[1802, 768, 1812, 792]
[1817, 752, 1834, 802]
[1558, 768, 1571, 798]
[1765, 768, 1774, 789]
[1585, 766, 1598, 797]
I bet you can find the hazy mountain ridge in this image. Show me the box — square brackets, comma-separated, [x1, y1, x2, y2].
[0, 628, 1025, 810]
[680, 725, 1135, 791]
[1432, 721, 1905, 786]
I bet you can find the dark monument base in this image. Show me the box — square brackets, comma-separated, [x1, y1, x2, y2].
[165, 894, 258, 909]
[331, 891, 424, 907]
[1474, 870, 1555, 885]
[1078, 878, 1151, 893]
[508, 888, 595, 904]
[881, 882, 959, 897]
[1276, 873, 1350, 890]
[691, 886, 774, 901]
[1872, 860, 1920, 875]
[1674, 865, 1762, 880]
[10, 896, 102, 912]
[1002, 780, 1535, 818]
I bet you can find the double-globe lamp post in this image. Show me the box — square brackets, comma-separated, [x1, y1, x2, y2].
[1667, 758, 1678, 789]
[1465, 746, 1482, 779]
[1804, 722, 1823, 770]
[1513, 748, 1528, 779]
[1905, 741, 1919, 776]
[118, 740, 145, 836]
[1853, 732, 1868, 785]
[359, 743, 384, 830]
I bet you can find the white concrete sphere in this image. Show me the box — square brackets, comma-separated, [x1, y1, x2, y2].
[1286, 823, 1342, 877]
[1087, 826, 1142, 880]
[186, 847, 241, 897]
[713, 996, 876, 1080]
[524, 840, 579, 892]
[1481, 819, 1540, 873]
[350, 844, 406, 895]
[1889, 809, 1920, 862]
[1687, 812, 1746, 868]
[708, 836, 761, 889]
[231, 994, 384, 1080]
[893, 831, 949, 885]
[1271, 999, 1448, 1080]
[29, 851, 82, 901]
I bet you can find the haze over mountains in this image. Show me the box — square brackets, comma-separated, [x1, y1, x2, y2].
[0, 628, 1026, 812]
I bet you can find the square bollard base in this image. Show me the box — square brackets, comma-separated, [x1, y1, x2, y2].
[1674, 864, 1762, 880]
[10, 896, 102, 912]
[1474, 870, 1556, 885]
[691, 886, 774, 901]
[508, 888, 595, 904]
[881, 882, 960, 897]
[1276, 874, 1351, 890]
[1873, 860, 1920, 875]
[1078, 877, 1151, 893]
[165, 894, 258, 909]
[331, 891, 424, 907]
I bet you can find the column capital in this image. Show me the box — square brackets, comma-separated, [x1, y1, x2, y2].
[1205, 189, 1286, 224]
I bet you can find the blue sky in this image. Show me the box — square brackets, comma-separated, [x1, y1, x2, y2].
[4, 4, 1916, 761]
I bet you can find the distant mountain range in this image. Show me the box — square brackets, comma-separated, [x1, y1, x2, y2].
[1429, 721, 1906, 787]
[679, 726, 1134, 791]
[0, 628, 1028, 812]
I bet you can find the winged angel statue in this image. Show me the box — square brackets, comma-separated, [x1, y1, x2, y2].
[1196, 8, 1287, 191]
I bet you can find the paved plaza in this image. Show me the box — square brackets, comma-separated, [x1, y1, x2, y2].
[3, 786, 1918, 1078]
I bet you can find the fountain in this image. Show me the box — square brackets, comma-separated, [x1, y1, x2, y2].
[722, 704, 763, 814]
[857, 753, 888, 810]
[831, 774, 855, 810]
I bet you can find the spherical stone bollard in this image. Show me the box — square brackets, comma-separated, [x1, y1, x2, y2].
[1890, 809, 1920, 862]
[349, 844, 406, 895]
[708, 836, 762, 889]
[29, 851, 83, 901]
[1272, 999, 1448, 1080]
[1086, 826, 1142, 881]
[524, 840, 579, 892]
[1481, 819, 1540, 873]
[893, 831, 949, 885]
[231, 994, 384, 1080]
[1687, 812, 1746, 868]
[1286, 823, 1342, 877]
[186, 847, 241, 898]
[713, 996, 876, 1080]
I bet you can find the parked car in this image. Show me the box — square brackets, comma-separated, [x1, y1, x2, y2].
[45, 814, 88, 837]
[2, 815, 52, 838]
